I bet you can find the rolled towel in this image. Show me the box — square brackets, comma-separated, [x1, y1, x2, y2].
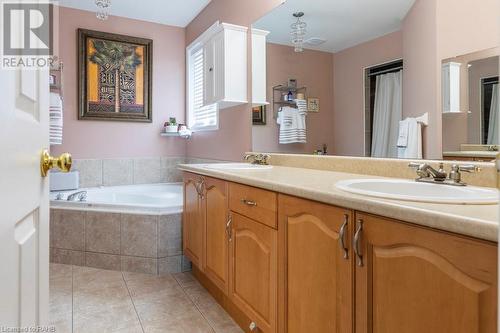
[49, 92, 63, 145]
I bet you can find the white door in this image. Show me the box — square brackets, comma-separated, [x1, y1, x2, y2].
[0, 5, 51, 329]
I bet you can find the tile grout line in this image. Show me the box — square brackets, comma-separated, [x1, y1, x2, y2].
[172, 274, 216, 333]
[121, 272, 146, 333]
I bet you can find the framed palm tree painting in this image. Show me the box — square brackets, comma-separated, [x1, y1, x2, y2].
[78, 29, 153, 122]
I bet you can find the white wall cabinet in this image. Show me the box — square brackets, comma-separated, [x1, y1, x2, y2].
[442, 62, 461, 113]
[251, 28, 270, 107]
[203, 23, 248, 109]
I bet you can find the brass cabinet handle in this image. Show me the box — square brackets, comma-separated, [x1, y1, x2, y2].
[195, 177, 205, 199]
[40, 149, 72, 177]
[353, 219, 364, 267]
[241, 199, 257, 207]
[339, 214, 349, 260]
[226, 214, 233, 242]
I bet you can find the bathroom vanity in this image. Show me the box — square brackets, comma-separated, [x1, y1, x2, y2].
[180, 163, 498, 333]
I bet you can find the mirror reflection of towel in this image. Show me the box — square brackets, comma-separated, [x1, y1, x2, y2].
[397, 119, 410, 148]
[397, 118, 422, 159]
[277, 106, 306, 144]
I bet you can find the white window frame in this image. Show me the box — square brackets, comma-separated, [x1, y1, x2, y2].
[186, 22, 220, 132]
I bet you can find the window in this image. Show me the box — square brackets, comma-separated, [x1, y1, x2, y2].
[187, 44, 218, 131]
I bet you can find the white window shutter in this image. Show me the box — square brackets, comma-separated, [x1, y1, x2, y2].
[188, 46, 218, 131]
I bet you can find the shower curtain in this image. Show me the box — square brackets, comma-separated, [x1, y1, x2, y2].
[371, 70, 402, 158]
[487, 83, 499, 145]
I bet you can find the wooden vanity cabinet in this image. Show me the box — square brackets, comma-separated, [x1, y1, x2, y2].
[183, 173, 205, 268]
[183, 173, 230, 294]
[278, 195, 353, 333]
[353, 212, 498, 333]
[184, 173, 498, 333]
[229, 212, 278, 333]
[203, 177, 230, 294]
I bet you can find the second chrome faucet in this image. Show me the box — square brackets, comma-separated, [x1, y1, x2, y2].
[409, 162, 480, 186]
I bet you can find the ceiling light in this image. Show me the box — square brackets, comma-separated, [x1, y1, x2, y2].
[95, 0, 111, 20]
[290, 12, 306, 53]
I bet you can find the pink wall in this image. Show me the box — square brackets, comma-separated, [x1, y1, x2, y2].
[252, 43, 335, 154]
[402, 0, 439, 158]
[332, 31, 403, 156]
[185, 0, 283, 161]
[51, 7, 186, 159]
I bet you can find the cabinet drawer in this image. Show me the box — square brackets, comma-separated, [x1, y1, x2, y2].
[229, 183, 277, 229]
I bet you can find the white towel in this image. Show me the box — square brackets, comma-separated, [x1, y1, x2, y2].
[397, 120, 410, 148]
[278, 106, 306, 144]
[50, 92, 63, 145]
[397, 118, 422, 159]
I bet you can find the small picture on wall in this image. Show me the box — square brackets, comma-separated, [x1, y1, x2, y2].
[78, 29, 153, 122]
[308, 97, 320, 113]
[252, 105, 267, 125]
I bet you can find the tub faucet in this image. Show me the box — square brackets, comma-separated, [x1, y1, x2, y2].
[67, 191, 87, 202]
[244, 153, 270, 165]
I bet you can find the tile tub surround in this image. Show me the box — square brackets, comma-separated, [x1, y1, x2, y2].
[72, 156, 225, 188]
[50, 209, 191, 274]
[49, 264, 243, 333]
[249, 152, 498, 188]
[179, 163, 499, 242]
[72, 156, 186, 188]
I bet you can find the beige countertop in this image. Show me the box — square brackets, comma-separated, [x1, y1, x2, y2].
[442, 151, 498, 158]
[179, 164, 498, 242]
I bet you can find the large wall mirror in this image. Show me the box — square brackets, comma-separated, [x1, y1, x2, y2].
[250, 0, 499, 162]
[442, 48, 499, 162]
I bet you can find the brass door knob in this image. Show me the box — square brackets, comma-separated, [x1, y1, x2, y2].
[40, 149, 72, 177]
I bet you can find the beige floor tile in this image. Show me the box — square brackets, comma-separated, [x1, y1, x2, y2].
[50, 263, 73, 280]
[73, 284, 131, 312]
[49, 310, 72, 333]
[172, 272, 197, 287]
[74, 302, 141, 333]
[73, 266, 125, 292]
[197, 303, 243, 333]
[134, 293, 197, 323]
[142, 310, 214, 333]
[125, 274, 180, 300]
[183, 285, 218, 308]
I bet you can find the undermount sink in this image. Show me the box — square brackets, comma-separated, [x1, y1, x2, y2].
[203, 163, 273, 171]
[335, 179, 499, 205]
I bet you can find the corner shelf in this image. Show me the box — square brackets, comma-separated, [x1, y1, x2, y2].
[160, 132, 191, 139]
[272, 84, 307, 119]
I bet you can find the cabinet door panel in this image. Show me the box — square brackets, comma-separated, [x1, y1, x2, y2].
[279, 195, 353, 333]
[204, 177, 229, 294]
[183, 174, 204, 268]
[355, 213, 497, 333]
[203, 40, 214, 105]
[230, 213, 277, 333]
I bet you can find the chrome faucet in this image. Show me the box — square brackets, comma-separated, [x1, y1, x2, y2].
[409, 162, 447, 182]
[244, 153, 271, 165]
[67, 191, 87, 202]
[409, 162, 480, 186]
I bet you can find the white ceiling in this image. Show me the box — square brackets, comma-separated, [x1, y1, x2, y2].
[58, 0, 212, 27]
[254, 0, 416, 53]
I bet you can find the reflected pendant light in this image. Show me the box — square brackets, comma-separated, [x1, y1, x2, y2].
[95, 0, 111, 20]
[290, 12, 307, 53]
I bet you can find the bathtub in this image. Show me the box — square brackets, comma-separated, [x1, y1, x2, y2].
[50, 183, 183, 215]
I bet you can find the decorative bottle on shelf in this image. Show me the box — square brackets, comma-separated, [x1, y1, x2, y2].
[287, 90, 293, 102]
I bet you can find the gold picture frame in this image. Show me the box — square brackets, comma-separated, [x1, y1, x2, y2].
[78, 29, 153, 122]
[307, 97, 320, 113]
